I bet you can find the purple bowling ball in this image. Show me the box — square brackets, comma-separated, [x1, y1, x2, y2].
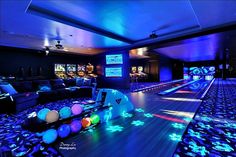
[70, 120, 82, 133]
[71, 104, 83, 115]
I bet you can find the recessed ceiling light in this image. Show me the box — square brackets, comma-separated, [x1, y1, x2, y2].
[44, 38, 49, 46]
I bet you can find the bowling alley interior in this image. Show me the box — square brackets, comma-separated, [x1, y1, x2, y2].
[1, 0, 236, 157]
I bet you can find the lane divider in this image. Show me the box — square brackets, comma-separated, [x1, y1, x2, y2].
[200, 78, 215, 100]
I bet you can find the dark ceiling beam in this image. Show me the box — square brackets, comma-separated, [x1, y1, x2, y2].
[26, 3, 135, 44]
[136, 25, 201, 43]
[112, 21, 236, 51]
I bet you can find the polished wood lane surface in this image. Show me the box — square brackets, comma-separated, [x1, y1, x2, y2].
[55, 81, 208, 157]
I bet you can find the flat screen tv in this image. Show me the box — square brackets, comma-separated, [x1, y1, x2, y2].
[105, 67, 122, 77]
[106, 54, 123, 65]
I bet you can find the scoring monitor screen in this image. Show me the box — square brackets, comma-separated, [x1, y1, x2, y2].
[105, 67, 122, 77]
[106, 54, 123, 65]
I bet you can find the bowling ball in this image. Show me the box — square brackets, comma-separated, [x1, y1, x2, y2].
[46, 110, 59, 123]
[59, 107, 72, 119]
[70, 120, 82, 133]
[42, 129, 58, 144]
[58, 124, 71, 138]
[37, 108, 50, 121]
[71, 104, 83, 115]
[90, 114, 100, 125]
[81, 118, 91, 128]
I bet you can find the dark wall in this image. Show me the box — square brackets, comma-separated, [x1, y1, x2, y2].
[172, 60, 184, 80]
[0, 46, 94, 79]
[130, 55, 183, 82]
[149, 60, 159, 81]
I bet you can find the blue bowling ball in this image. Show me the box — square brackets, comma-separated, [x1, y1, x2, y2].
[42, 129, 58, 144]
[59, 107, 72, 119]
[58, 124, 71, 138]
[37, 108, 50, 121]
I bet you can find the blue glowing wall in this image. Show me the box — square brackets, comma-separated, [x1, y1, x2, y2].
[159, 55, 173, 81]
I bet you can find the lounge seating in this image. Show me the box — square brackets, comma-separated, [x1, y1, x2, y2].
[12, 78, 96, 104]
[0, 78, 96, 113]
[0, 82, 39, 113]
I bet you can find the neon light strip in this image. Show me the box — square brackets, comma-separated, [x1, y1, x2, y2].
[133, 79, 186, 92]
[200, 78, 215, 99]
[161, 97, 202, 102]
[153, 114, 188, 123]
[158, 79, 202, 95]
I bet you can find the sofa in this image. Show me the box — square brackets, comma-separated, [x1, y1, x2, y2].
[0, 82, 39, 113]
[0, 78, 96, 113]
[12, 78, 96, 104]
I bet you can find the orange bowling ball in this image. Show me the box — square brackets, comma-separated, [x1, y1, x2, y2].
[81, 118, 91, 128]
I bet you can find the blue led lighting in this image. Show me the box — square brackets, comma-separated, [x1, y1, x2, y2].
[172, 123, 185, 129]
[106, 125, 124, 133]
[188, 129, 203, 139]
[197, 122, 212, 130]
[121, 111, 133, 118]
[144, 113, 153, 118]
[131, 120, 145, 126]
[189, 141, 209, 156]
[212, 142, 234, 152]
[135, 108, 144, 113]
[169, 133, 182, 142]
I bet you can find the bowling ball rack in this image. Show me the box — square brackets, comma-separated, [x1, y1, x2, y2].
[22, 101, 110, 132]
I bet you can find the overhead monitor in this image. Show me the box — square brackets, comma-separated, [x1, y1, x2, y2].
[105, 67, 122, 77]
[106, 54, 123, 65]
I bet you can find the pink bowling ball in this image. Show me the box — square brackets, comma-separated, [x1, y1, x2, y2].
[71, 104, 83, 115]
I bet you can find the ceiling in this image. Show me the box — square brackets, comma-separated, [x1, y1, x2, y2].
[1, 0, 236, 59]
[154, 33, 223, 62]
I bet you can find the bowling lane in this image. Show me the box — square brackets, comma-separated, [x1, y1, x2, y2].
[56, 80, 209, 157]
[143, 79, 193, 94]
[167, 80, 210, 99]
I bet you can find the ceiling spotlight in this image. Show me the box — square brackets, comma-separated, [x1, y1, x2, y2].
[149, 31, 158, 39]
[55, 40, 64, 49]
[45, 47, 50, 55]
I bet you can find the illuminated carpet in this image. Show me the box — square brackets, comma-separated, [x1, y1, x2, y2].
[174, 79, 236, 156]
[0, 98, 91, 156]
